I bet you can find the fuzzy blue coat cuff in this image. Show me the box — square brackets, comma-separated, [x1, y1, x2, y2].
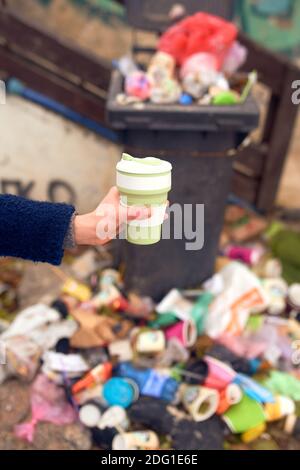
[0, 194, 75, 265]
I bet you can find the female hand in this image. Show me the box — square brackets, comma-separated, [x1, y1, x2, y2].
[74, 186, 152, 246]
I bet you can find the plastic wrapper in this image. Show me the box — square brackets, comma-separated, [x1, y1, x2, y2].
[5, 335, 42, 382]
[180, 53, 218, 79]
[0, 302, 77, 383]
[218, 333, 267, 360]
[263, 371, 300, 401]
[223, 41, 248, 75]
[41, 351, 89, 382]
[179, 53, 220, 99]
[116, 55, 139, 78]
[233, 373, 274, 404]
[14, 374, 77, 442]
[204, 356, 236, 390]
[70, 308, 132, 349]
[205, 262, 269, 338]
[125, 71, 152, 101]
[150, 78, 182, 104]
[1, 304, 60, 340]
[147, 51, 176, 85]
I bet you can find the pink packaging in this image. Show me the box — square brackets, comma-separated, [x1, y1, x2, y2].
[14, 374, 77, 442]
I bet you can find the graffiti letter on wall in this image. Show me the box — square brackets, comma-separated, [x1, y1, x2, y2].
[1, 180, 35, 197]
[48, 180, 76, 205]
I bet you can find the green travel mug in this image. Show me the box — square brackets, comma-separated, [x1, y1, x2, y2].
[116, 153, 172, 245]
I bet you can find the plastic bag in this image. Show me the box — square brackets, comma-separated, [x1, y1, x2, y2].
[1, 304, 60, 340]
[180, 53, 219, 98]
[0, 303, 77, 383]
[263, 371, 300, 401]
[115, 55, 139, 78]
[125, 71, 152, 101]
[147, 51, 176, 85]
[5, 335, 41, 382]
[180, 53, 218, 79]
[222, 41, 248, 75]
[205, 262, 268, 338]
[158, 12, 238, 68]
[150, 78, 182, 104]
[15, 374, 77, 442]
[218, 333, 267, 360]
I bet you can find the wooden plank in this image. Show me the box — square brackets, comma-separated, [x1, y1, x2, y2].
[256, 66, 300, 211]
[234, 143, 266, 178]
[262, 92, 280, 143]
[231, 171, 259, 205]
[238, 33, 300, 211]
[0, 45, 108, 126]
[0, 6, 111, 90]
[238, 32, 295, 95]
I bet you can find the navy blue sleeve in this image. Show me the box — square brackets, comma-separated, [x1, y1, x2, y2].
[0, 194, 75, 265]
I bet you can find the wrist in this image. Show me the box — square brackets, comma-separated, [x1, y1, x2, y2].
[63, 211, 77, 249]
[74, 213, 98, 246]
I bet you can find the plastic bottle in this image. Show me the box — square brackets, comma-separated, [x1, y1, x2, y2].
[115, 362, 179, 402]
[72, 362, 112, 394]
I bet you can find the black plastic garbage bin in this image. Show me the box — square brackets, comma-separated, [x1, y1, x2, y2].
[107, 71, 259, 300]
[106, 0, 259, 300]
[126, 0, 235, 31]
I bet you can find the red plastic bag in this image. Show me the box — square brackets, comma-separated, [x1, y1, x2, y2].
[158, 12, 238, 68]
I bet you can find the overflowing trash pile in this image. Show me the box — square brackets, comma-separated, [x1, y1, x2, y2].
[2, 205, 300, 450]
[115, 12, 255, 107]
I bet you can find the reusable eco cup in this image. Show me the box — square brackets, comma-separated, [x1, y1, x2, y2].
[116, 153, 172, 245]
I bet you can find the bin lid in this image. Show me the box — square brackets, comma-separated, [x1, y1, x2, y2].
[125, 0, 235, 32]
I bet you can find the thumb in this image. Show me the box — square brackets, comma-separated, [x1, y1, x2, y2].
[119, 204, 152, 224]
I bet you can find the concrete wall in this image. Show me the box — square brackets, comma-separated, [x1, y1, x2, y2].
[0, 96, 120, 213]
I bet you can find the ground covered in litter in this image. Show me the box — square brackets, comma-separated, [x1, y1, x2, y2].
[1, 205, 300, 450]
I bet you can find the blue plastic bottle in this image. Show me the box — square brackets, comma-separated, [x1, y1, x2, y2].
[115, 362, 179, 403]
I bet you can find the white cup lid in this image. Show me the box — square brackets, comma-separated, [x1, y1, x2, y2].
[117, 153, 172, 174]
[79, 403, 102, 428]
